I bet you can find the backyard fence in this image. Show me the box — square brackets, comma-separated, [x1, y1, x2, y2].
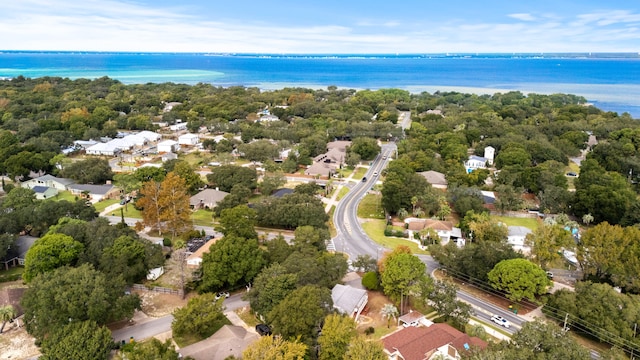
[131, 283, 184, 297]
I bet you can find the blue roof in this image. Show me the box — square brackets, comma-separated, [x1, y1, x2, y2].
[31, 186, 49, 193]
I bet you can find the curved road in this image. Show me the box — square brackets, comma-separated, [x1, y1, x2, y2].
[331, 143, 524, 335]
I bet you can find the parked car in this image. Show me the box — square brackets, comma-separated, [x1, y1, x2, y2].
[256, 324, 272, 336]
[362, 177, 367, 182]
[491, 315, 510, 328]
[546, 271, 554, 279]
[402, 320, 419, 328]
[215, 292, 230, 300]
[566, 172, 578, 177]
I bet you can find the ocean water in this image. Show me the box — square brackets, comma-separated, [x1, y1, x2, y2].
[0, 52, 639, 117]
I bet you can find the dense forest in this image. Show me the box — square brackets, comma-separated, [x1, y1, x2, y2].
[2, 76, 640, 358]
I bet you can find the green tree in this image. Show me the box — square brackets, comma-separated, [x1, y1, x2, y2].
[525, 223, 573, 269]
[60, 157, 114, 184]
[379, 247, 429, 301]
[428, 280, 472, 330]
[265, 235, 293, 264]
[172, 160, 205, 195]
[100, 235, 163, 285]
[207, 165, 258, 192]
[244, 263, 298, 317]
[361, 271, 380, 290]
[343, 337, 387, 360]
[352, 254, 378, 273]
[0, 305, 16, 333]
[40, 320, 113, 360]
[349, 137, 380, 160]
[238, 139, 281, 163]
[113, 172, 140, 210]
[200, 235, 266, 292]
[121, 339, 183, 360]
[23, 233, 84, 282]
[488, 258, 551, 303]
[318, 314, 357, 360]
[268, 285, 333, 347]
[172, 293, 231, 342]
[260, 171, 286, 196]
[243, 335, 307, 360]
[21, 264, 140, 342]
[293, 225, 329, 251]
[219, 205, 258, 239]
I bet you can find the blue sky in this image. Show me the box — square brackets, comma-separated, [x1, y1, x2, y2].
[2, 0, 639, 53]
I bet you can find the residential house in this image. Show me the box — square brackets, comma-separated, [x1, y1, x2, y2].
[157, 139, 180, 153]
[331, 284, 368, 321]
[161, 152, 178, 162]
[507, 226, 532, 253]
[178, 325, 259, 360]
[68, 183, 119, 202]
[258, 114, 280, 122]
[418, 170, 448, 189]
[169, 122, 188, 131]
[163, 102, 182, 113]
[86, 141, 122, 156]
[137, 130, 162, 142]
[22, 174, 74, 191]
[405, 218, 463, 245]
[305, 140, 350, 178]
[31, 185, 58, 200]
[382, 323, 487, 360]
[186, 238, 217, 268]
[190, 188, 230, 210]
[464, 155, 488, 173]
[1, 235, 38, 270]
[178, 133, 200, 146]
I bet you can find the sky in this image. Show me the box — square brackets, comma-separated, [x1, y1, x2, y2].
[1, 0, 639, 53]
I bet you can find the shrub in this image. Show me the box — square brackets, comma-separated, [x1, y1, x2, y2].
[364, 326, 375, 335]
[163, 238, 172, 247]
[362, 271, 380, 290]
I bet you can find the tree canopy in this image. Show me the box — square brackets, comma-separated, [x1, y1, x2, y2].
[488, 258, 551, 302]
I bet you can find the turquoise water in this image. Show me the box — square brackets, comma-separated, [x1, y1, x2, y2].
[0, 52, 639, 116]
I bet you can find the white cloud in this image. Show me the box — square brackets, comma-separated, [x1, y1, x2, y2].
[508, 13, 537, 21]
[0, 1, 639, 53]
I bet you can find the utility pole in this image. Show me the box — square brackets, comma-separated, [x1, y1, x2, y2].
[563, 313, 569, 332]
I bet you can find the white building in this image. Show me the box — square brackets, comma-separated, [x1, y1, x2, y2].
[178, 133, 200, 146]
[157, 140, 180, 153]
[464, 155, 488, 173]
[484, 146, 495, 165]
[169, 122, 188, 131]
[507, 226, 533, 253]
[137, 130, 161, 142]
[86, 142, 122, 156]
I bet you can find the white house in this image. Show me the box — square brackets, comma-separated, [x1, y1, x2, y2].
[86, 142, 122, 156]
[464, 155, 488, 173]
[169, 122, 188, 131]
[484, 146, 495, 165]
[331, 284, 368, 321]
[23, 174, 75, 191]
[137, 130, 162, 142]
[31, 186, 58, 200]
[507, 226, 532, 253]
[122, 134, 148, 147]
[157, 139, 180, 153]
[178, 133, 200, 146]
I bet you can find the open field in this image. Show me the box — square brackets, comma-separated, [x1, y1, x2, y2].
[357, 193, 385, 219]
[494, 215, 540, 230]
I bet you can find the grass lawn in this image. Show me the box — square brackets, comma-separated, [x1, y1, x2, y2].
[192, 209, 214, 227]
[352, 167, 368, 180]
[118, 205, 143, 219]
[494, 215, 540, 230]
[0, 267, 24, 283]
[328, 205, 337, 237]
[357, 193, 385, 219]
[93, 198, 120, 213]
[336, 167, 355, 178]
[361, 219, 428, 255]
[50, 190, 77, 202]
[336, 186, 350, 201]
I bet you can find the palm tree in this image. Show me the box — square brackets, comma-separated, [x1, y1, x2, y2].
[397, 208, 409, 220]
[413, 207, 424, 218]
[380, 303, 399, 328]
[0, 305, 16, 333]
[582, 213, 594, 226]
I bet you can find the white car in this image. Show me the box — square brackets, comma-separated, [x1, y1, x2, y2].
[215, 292, 230, 300]
[373, 171, 378, 177]
[491, 315, 510, 328]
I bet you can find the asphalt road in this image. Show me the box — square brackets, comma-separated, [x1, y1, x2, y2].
[331, 143, 525, 336]
[111, 292, 248, 343]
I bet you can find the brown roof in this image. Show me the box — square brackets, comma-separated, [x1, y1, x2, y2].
[382, 323, 487, 360]
[187, 238, 218, 264]
[0, 287, 27, 316]
[406, 219, 453, 232]
[189, 189, 230, 208]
